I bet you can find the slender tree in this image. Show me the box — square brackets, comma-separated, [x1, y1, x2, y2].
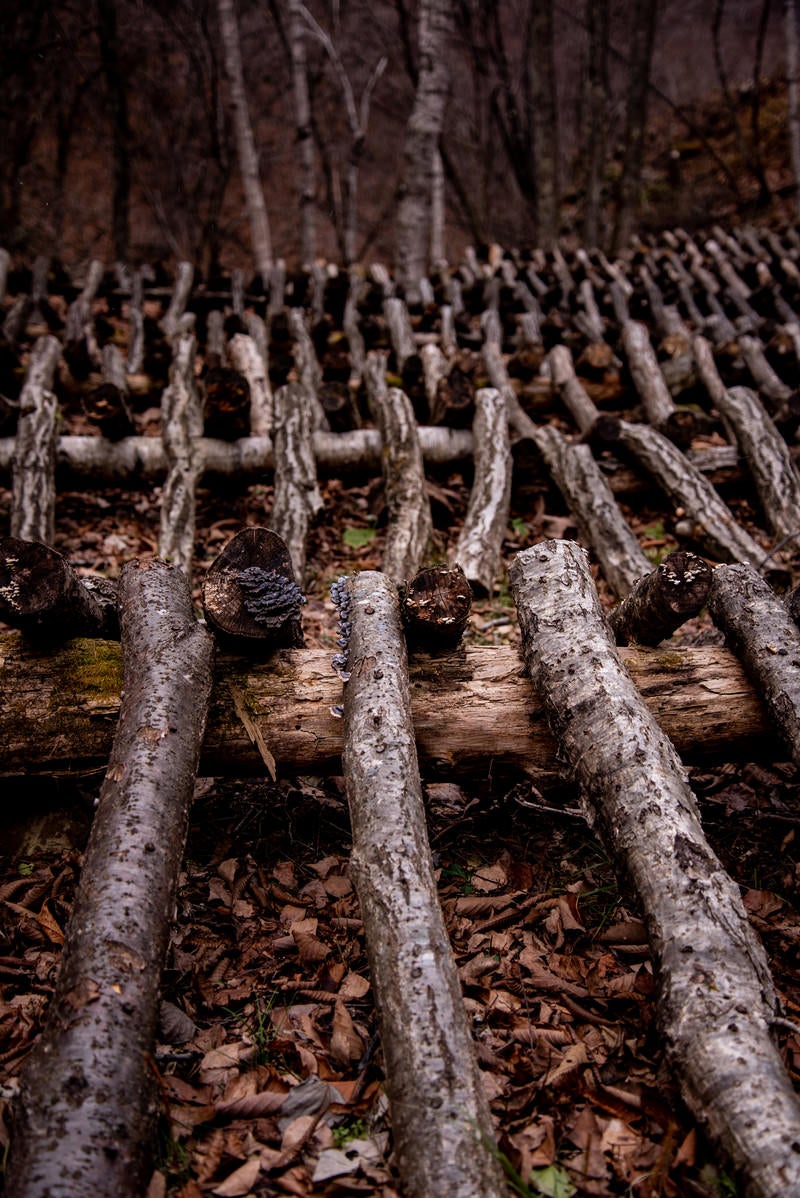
[97, 0, 132, 261]
[527, 0, 559, 246]
[395, 0, 455, 301]
[289, 0, 315, 264]
[217, 0, 273, 279]
[611, 0, 658, 253]
[787, 0, 800, 217]
[582, 0, 610, 247]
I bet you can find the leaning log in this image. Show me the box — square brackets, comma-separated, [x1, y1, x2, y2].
[4, 559, 214, 1198]
[159, 332, 203, 575]
[509, 540, 800, 1198]
[709, 564, 800, 769]
[453, 387, 511, 595]
[621, 320, 697, 444]
[341, 572, 505, 1198]
[228, 331, 273, 438]
[270, 382, 323, 582]
[11, 334, 61, 544]
[0, 537, 117, 641]
[0, 638, 778, 782]
[607, 550, 711, 646]
[369, 384, 432, 584]
[160, 260, 194, 339]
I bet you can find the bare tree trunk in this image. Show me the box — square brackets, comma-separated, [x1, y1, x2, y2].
[395, 0, 455, 302]
[5, 559, 213, 1198]
[217, 0, 273, 280]
[787, 0, 800, 218]
[583, 0, 609, 246]
[430, 145, 445, 263]
[529, 0, 560, 246]
[97, 0, 131, 262]
[612, 0, 658, 253]
[289, 0, 315, 265]
[510, 541, 800, 1198]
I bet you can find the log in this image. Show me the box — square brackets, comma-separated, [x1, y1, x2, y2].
[159, 332, 203, 575]
[228, 330, 273, 438]
[202, 527, 305, 650]
[548, 343, 600, 436]
[709, 564, 800, 769]
[0, 637, 776, 784]
[453, 387, 511, 595]
[383, 295, 417, 370]
[738, 333, 800, 426]
[271, 382, 323, 582]
[612, 420, 769, 568]
[369, 383, 432, 584]
[0, 246, 9, 303]
[0, 537, 117, 641]
[341, 572, 505, 1198]
[64, 259, 104, 345]
[160, 260, 194, 339]
[11, 335, 61, 544]
[399, 563, 472, 648]
[621, 320, 697, 445]
[126, 269, 145, 374]
[509, 540, 800, 1198]
[288, 307, 329, 429]
[4, 559, 214, 1198]
[607, 550, 711, 646]
[84, 344, 134, 441]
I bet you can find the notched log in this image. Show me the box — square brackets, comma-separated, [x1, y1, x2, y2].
[608, 550, 711, 646]
[202, 527, 305, 649]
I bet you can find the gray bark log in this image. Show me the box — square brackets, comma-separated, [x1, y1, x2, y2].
[0, 636, 780, 783]
[217, 0, 273, 279]
[383, 295, 417, 370]
[370, 386, 432, 582]
[289, 0, 316, 265]
[622, 320, 680, 431]
[739, 334, 795, 416]
[159, 332, 203, 574]
[271, 382, 323, 582]
[395, 0, 456, 300]
[160, 261, 194, 341]
[548, 343, 600, 435]
[11, 334, 61, 544]
[453, 388, 511, 595]
[709, 563, 800, 769]
[228, 330, 273, 437]
[607, 550, 711, 646]
[509, 540, 800, 1198]
[4, 559, 213, 1198]
[341, 572, 507, 1198]
[65, 259, 104, 345]
[126, 269, 145, 374]
[288, 307, 329, 429]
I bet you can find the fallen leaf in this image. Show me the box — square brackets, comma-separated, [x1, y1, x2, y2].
[211, 1155, 261, 1196]
[330, 1001, 364, 1063]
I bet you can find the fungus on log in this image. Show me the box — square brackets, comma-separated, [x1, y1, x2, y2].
[365, 371, 432, 584]
[709, 563, 800, 769]
[607, 550, 711, 646]
[4, 558, 214, 1198]
[0, 537, 117, 641]
[159, 331, 203, 575]
[11, 334, 61, 545]
[271, 381, 323, 582]
[509, 540, 800, 1198]
[400, 563, 472, 648]
[341, 572, 506, 1198]
[453, 387, 511, 595]
[202, 526, 305, 650]
[0, 637, 780, 782]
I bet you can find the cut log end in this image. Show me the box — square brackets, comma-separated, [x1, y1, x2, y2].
[608, 550, 712, 647]
[0, 536, 116, 641]
[400, 564, 473, 648]
[202, 527, 305, 649]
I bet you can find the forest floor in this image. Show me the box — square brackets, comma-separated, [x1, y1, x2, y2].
[2, 442, 800, 1197]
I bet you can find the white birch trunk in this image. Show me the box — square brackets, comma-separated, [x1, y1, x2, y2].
[289, 0, 315, 265]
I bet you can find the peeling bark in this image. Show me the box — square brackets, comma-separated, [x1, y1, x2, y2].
[509, 540, 800, 1198]
[271, 382, 323, 582]
[341, 572, 505, 1198]
[607, 550, 711, 647]
[709, 563, 800, 769]
[5, 559, 213, 1198]
[11, 334, 61, 545]
[453, 388, 511, 595]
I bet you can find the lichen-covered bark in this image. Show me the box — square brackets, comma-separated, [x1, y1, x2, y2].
[270, 382, 323, 582]
[0, 637, 777, 782]
[342, 572, 505, 1198]
[5, 559, 213, 1198]
[453, 388, 511, 595]
[709, 563, 800, 769]
[510, 540, 800, 1198]
[607, 550, 711, 646]
[11, 334, 61, 544]
[159, 331, 203, 575]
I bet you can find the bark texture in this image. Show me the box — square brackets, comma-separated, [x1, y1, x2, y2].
[160, 261, 194, 341]
[341, 572, 505, 1198]
[228, 331, 273, 437]
[510, 540, 800, 1198]
[4, 559, 213, 1198]
[395, 0, 456, 300]
[709, 563, 800, 769]
[11, 334, 61, 544]
[370, 386, 432, 583]
[622, 319, 695, 443]
[288, 0, 315, 264]
[271, 381, 323, 582]
[0, 638, 776, 782]
[159, 332, 203, 574]
[453, 387, 511, 595]
[607, 550, 711, 647]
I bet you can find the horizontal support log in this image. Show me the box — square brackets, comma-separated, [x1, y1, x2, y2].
[0, 635, 774, 782]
